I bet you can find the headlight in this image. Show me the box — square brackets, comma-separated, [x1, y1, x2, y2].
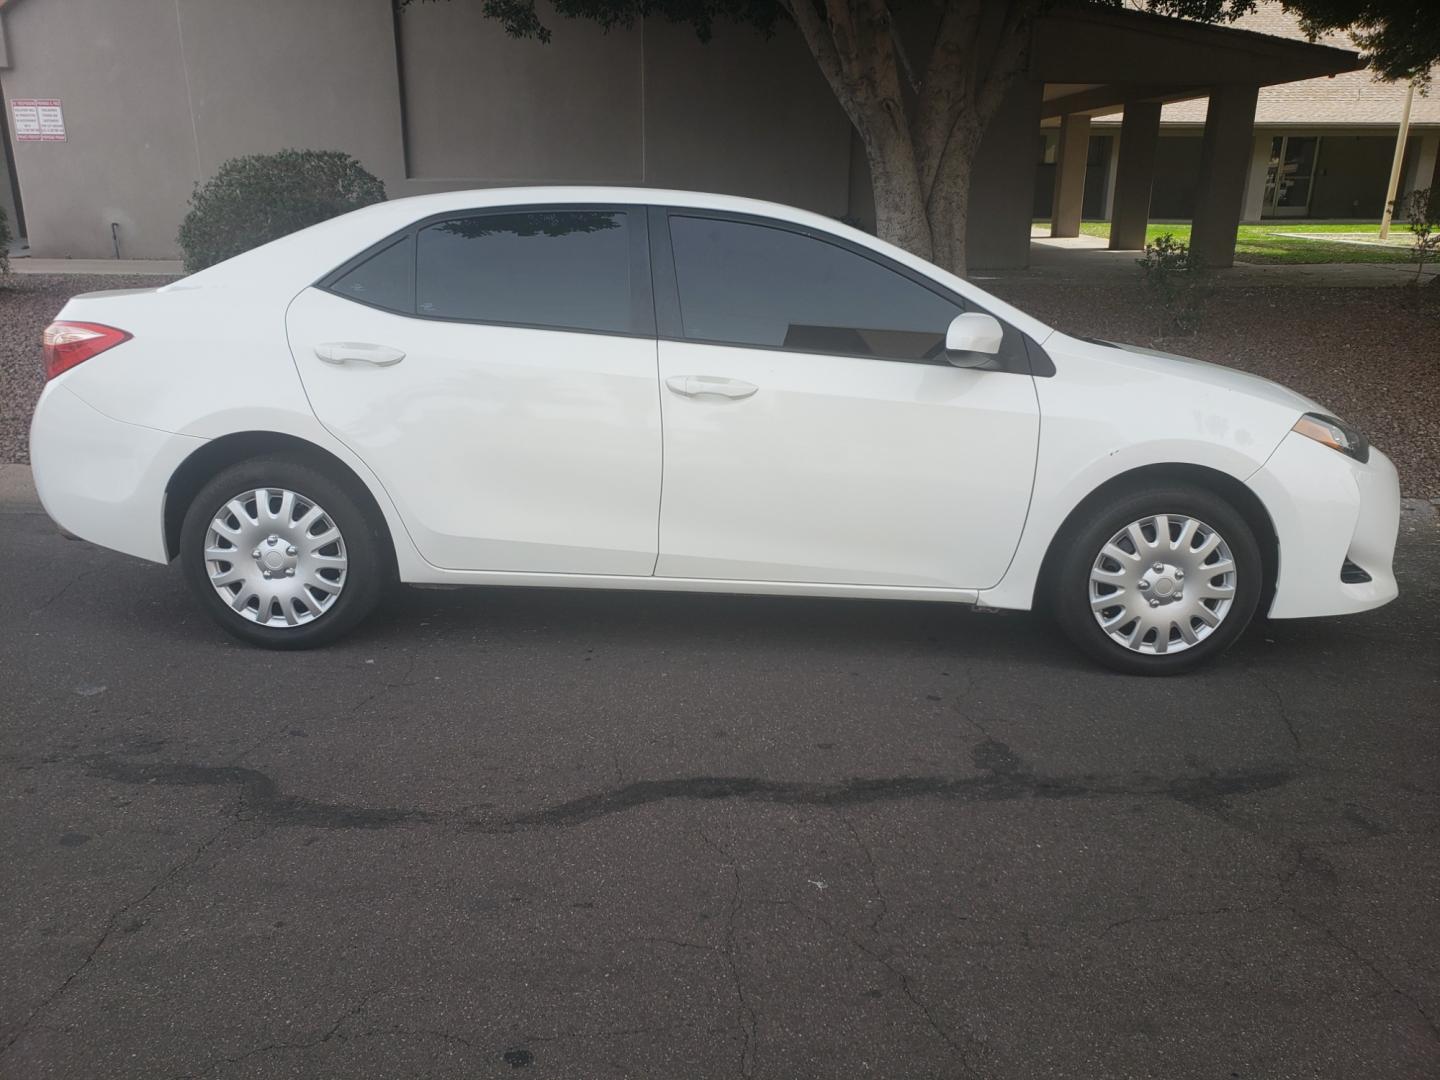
[1292, 413, 1369, 463]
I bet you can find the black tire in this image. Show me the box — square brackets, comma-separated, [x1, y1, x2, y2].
[1052, 484, 1262, 675]
[179, 455, 388, 649]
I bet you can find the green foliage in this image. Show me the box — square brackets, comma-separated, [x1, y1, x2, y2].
[1399, 185, 1438, 284]
[1137, 233, 1211, 336]
[0, 205, 11, 275]
[177, 150, 386, 272]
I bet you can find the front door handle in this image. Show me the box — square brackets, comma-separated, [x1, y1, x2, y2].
[315, 342, 406, 367]
[665, 375, 759, 399]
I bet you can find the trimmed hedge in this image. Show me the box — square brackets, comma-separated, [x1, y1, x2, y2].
[177, 149, 386, 272]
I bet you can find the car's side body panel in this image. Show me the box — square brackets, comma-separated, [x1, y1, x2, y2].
[977, 333, 1327, 614]
[1246, 433, 1400, 617]
[286, 287, 664, 576]
[653, 338, 1040, 588]
[39, 286, 429, 576]
[29, 381, 203, 563]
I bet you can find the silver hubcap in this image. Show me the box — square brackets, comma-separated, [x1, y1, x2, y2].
[204, 487, 348, 627]
[1089, 514, 1237, 655]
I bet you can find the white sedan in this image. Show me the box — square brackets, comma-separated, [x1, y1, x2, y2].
[31, 188, 1399, 673]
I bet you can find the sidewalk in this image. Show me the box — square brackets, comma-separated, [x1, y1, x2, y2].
[10, 257, 184, 276]
[0, 464, 39, 508]
[977, 234, 1440, 287]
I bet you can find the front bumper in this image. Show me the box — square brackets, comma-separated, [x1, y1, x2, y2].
[29, 382, 205, 564]
[1246, 431, 1400, 619]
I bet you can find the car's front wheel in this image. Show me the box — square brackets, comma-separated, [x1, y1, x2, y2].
[179, 456, 387, 648]
[1053, 484, 1263, 675]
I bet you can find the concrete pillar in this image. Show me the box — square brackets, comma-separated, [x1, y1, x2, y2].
[1049, 113, 1091, 237]
[1190, 83, 1260, 269]
[1242, 134, 1271, 222]
[1407, 133, 1438, 201]
[1108, 101, 1162, 250]
[967, 78, 1044, 270]
[1103, 134, 1120, 220]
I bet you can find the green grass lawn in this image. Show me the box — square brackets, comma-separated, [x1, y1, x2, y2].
[1062, 221, 1420, 265]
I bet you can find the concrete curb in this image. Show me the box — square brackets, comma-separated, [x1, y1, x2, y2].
[11, 257, 184, 276]
[0, 464, 40, 508]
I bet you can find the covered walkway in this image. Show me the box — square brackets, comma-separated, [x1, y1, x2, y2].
[968, 231, 1438, 286]
[994, 4, 1364, 269]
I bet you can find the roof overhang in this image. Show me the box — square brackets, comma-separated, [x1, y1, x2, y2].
[1032, 4, 1362, 121]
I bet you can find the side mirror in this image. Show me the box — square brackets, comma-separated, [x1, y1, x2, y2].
[944, 312, 1003, 368]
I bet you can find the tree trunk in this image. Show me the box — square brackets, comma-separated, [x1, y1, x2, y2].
[865, 125, 933, 262]
[784, 0, 1038, 278]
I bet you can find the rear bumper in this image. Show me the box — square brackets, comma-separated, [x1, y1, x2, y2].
[1247, 432, 1400, 619]
[29, 383, 204, 564]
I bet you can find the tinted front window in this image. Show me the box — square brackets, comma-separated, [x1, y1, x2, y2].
[329, 236, 414, 313]
[669, 216, 963, 361]
[416, 210, 633, 333]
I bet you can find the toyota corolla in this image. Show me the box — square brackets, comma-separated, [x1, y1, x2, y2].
[30, 188, 1399, 673]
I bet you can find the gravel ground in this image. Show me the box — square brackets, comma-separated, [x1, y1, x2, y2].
[0, 274, 179, 464]
[4, 273, 1437, 496]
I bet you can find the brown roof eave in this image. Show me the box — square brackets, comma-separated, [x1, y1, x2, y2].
[1034, 3, 1363, 87]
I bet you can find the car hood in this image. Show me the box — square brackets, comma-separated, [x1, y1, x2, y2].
[1085, 338, 1329, 418]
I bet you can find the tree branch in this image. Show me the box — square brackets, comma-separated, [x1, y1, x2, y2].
[974, 0, 1042, 124]
[913, 0, 984, 202]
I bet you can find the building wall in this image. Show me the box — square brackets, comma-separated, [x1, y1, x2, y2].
[1149, 136, 1204, 219]
[1, 0, 200, 258]
[1311, 134, 1402, 217]
[398, 3, 642, 186]
[1032, 133, 1115, 221]
[0, 0, 853, 260]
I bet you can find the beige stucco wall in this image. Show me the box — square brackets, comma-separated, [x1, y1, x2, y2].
[1, 0, 404, 258]
[395, 6, 852, 213]
[2, 0, 198, 258]
[398, 3, 643, 185]
[1, 0, 855, 259]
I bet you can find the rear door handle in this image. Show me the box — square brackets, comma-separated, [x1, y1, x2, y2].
[315, 342, 406, 367]
[665, 375, 759, 399]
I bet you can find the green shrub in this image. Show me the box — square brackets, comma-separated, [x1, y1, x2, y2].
[1399, 186, 1438, 286]
[177, 149, 386, 272]
[1137, 232, 1210, 336]
[0, 204, 11, 275]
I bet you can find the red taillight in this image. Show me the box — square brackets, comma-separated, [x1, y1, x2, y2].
[41, 321, 132, 381]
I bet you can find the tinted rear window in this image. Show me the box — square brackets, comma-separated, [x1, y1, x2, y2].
[328, 236, 414, 314]
[416, 210, 634, 333]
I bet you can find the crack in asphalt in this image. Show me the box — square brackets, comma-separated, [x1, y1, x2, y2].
[762, 895, 986, 1079]
[1, 807, 241, 1060]
[841, 815, 889, 936]
[1263, 683, 1304, 753]
[0, 740, 1303, 1063]
[1272, 840, 1440, 1045]
[8, 735, 1437, 1068]
[701, 830, 759, 1080]
[81, 756, 436, 830]
[175, 993, 374, 1079]
[59, 743, 1296, 838]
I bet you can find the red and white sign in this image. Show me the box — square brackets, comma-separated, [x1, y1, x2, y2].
[11, 98, 66, 141]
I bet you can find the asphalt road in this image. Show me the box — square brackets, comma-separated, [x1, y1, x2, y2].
[2, 495, 1437, 1080]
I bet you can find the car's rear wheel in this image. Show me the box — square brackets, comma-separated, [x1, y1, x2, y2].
[179, 456, 386, 648]
[1053, 484, 1262, 675]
